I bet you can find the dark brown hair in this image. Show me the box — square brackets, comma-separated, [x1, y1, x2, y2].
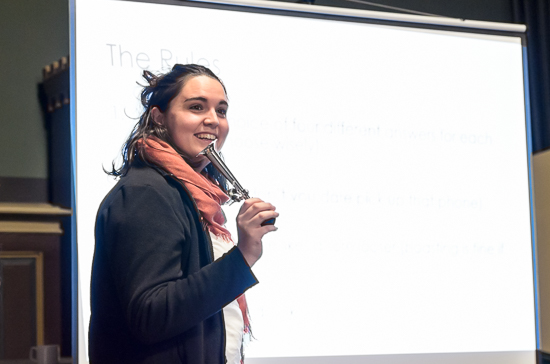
[107, 64, 227, 185]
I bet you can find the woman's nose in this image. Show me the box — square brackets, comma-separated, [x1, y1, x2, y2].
[203, 108, 219, 127]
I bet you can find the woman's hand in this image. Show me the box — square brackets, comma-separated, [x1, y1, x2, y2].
[236, 198, 279, 267]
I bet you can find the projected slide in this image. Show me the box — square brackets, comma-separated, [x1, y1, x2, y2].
[75, 0, 536, 362]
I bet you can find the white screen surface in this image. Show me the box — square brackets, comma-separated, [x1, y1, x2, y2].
[75, 0, 536, 362]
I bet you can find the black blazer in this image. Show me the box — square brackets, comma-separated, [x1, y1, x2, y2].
[89, 160, 258, 363]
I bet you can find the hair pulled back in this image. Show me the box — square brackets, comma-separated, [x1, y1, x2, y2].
[108, 64, 228, 185]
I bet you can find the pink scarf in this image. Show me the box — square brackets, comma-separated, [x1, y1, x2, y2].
[139, 136, 251, 332]
[140, 136, 231, 239]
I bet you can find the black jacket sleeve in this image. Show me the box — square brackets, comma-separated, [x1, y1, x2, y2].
[95, 181, 257, 345]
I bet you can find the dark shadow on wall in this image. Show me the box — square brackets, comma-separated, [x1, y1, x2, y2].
[513, 0, 550, 152]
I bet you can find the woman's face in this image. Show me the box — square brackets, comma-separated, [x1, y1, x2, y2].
[152, 75, 229, 171]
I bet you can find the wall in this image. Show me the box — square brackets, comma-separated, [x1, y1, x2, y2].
[0, 0, 69, 180]
[289, 0, 515, 22]
[534, 149, 550, 354]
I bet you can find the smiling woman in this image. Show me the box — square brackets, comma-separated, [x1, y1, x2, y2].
[89, 64, 278, 364]
[150, 75, 229, 171]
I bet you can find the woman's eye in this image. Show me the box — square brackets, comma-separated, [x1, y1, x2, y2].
[190, 104, 203, 111]
[217, 108, 228, 117]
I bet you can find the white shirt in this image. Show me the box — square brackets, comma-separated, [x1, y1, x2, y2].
[210, 232, 245, 364]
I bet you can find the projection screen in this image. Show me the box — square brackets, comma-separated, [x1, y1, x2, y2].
[74, 0, 537, 362]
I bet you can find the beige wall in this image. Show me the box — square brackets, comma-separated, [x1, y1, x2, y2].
[533, 149, 550, 351]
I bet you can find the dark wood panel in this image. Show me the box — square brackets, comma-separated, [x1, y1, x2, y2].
[0, 235, 61, 356]
[0, 178, 48, 203]
[0, 253, 43, 359]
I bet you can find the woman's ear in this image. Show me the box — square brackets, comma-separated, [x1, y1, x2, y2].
[151, 107, 164, 126]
